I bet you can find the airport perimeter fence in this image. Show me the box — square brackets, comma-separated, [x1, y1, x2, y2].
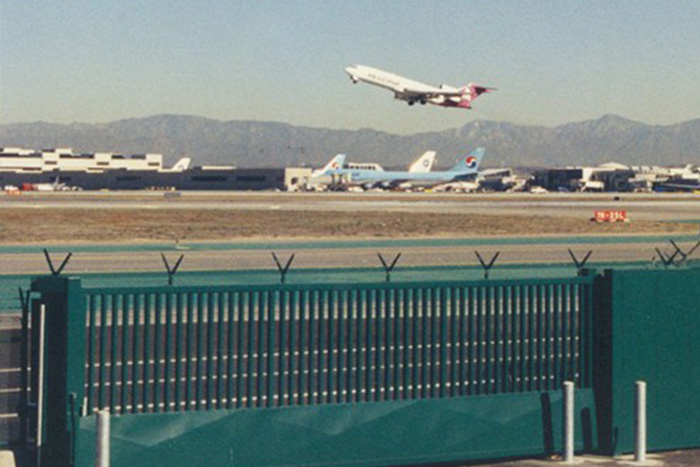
[10, 266, 700, 466]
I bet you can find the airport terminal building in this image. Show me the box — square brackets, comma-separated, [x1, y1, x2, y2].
[0, 147, 312, 191]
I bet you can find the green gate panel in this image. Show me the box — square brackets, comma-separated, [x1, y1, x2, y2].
[76, 390, 596, 467]
[604, 268, 700, 455]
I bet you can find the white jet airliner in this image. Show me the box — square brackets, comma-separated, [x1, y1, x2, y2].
[345, 65, 495, 108]
[316, 148, 486, 189]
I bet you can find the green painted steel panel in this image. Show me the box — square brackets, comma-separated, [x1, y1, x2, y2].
[602, 268, 700, 455]
[75, 390, 597, 467]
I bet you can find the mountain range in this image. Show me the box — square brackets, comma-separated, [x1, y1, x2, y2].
[1, 114, 699, 169]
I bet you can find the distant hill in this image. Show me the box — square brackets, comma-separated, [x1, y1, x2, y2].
[1, 114, 699, 169]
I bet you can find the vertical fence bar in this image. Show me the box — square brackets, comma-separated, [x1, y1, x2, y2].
[217, 292, 226, 409]
[121, 294, 129, 413]
[430, 287, 438, 399]
[569, 283, 578, 386]
[393, 288, 402, 400]
[366, 289, 375, 402]
[412, 288, 420, 400]
[347, 290, 356, 403]
[99, 294, 108, 411]
[450, 287, 459, 397]
[163, 292, 172, 412]
[266, 290, 275, 408]
[87, 296, 96, 414]
[509, 286, 518, 393]
[278, 289, 287, 406]
[175, 293, 184, 411]
[142, 294, 151, 412]
[226, 292, 235, 409]
[318, 290, 327, 404]
[259, 291, 268, 407]
[286, 290, 295, 406]
[308, 291, 317, 405]
[502, 286, 511, 394]
[338, 289, 346, 403]
[527, 285, 536, 392]
[439, 287, 448, 398]
[561, 284, 570, 384]
[131, 294, 141, 413]
[493, 286, 501, 394]
[485, 285, 493, 395]
[247, 292, 255, 408]
[298, 290, 307, 406]
[185, 293, 194, 411]
[374, 288, 383, 401]
[327, 290, 335, 404]
[403, 288, 411, 400]
[196, 292, 205, 410]
[421, 288, 429, 399]
[356, 289, 365, 403]
[153, 293, 162, 412]
[537, 285, 546, 392]
[518, 285, 532, 392]
[384, 288, 392, 401]
[109, 294, 118, 413]
[468, 287, 477, 396]
[474, 286, 483, 395]
[206, 292, 215, 410]
[459, 287, 467, 396]
[553, 284, 561, 389]
[237, 292, 245, 409]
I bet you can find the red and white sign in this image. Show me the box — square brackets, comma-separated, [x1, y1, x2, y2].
[593, 210, 628, 223]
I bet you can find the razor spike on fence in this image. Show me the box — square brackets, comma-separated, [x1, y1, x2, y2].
[475, 250, 500, 280]
[42, 249, 72, 276]
[568, 249, 593, 271]
[161, 252, 185, 285]
[377, 252, 402, 282]
[669, 239, 700, 264]
[271, 252, 295, 284]
[654, 247, 679, 268]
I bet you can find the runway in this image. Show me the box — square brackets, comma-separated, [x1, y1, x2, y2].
[3, 191, 700, 221]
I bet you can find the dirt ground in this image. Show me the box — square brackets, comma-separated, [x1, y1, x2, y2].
[0, 208, 695, 243]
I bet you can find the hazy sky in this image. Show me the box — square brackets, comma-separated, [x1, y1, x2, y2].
[1, 1, 699, 134]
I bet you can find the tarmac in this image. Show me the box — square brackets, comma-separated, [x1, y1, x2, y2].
[456, 449, 700, 466]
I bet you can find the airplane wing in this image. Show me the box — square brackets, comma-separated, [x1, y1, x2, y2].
[401, 88, 464, 98]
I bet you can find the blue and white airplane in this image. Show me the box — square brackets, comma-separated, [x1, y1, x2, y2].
[316, 148, 485, 188]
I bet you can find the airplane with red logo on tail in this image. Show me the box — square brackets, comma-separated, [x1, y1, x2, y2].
[345, 65, 495, 109]
[315, 148, 486, 188]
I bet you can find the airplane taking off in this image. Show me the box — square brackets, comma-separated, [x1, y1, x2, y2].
[345, 65, 495, 108]
[317, 148, 486, 188]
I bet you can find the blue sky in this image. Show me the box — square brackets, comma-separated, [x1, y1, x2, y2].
[1, 1, 699, 134]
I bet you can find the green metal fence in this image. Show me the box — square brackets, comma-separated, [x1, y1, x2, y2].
[20, 266, 700, 466]
[80, 279, 593, 416]
[27, 274, 596, 467]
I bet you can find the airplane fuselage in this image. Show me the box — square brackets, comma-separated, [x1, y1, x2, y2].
[345, 64, 492, 108]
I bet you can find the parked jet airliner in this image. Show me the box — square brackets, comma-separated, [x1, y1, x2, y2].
[316, 148, 486, 188]
[311, 151, 435, 179]
[345, 65, 495, 109]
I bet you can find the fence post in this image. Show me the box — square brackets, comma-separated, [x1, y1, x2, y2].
[635, 381, 646, 462]
[96, 410, 110, 467]
[31, 276, 86, 467]
[563, 381, 575, 463]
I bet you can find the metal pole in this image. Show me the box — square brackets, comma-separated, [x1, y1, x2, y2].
[96, 409, 110, 467]
[563, 381, 574, 463]
[36, 304, 46, 467]
[635, 381, 647, 462]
